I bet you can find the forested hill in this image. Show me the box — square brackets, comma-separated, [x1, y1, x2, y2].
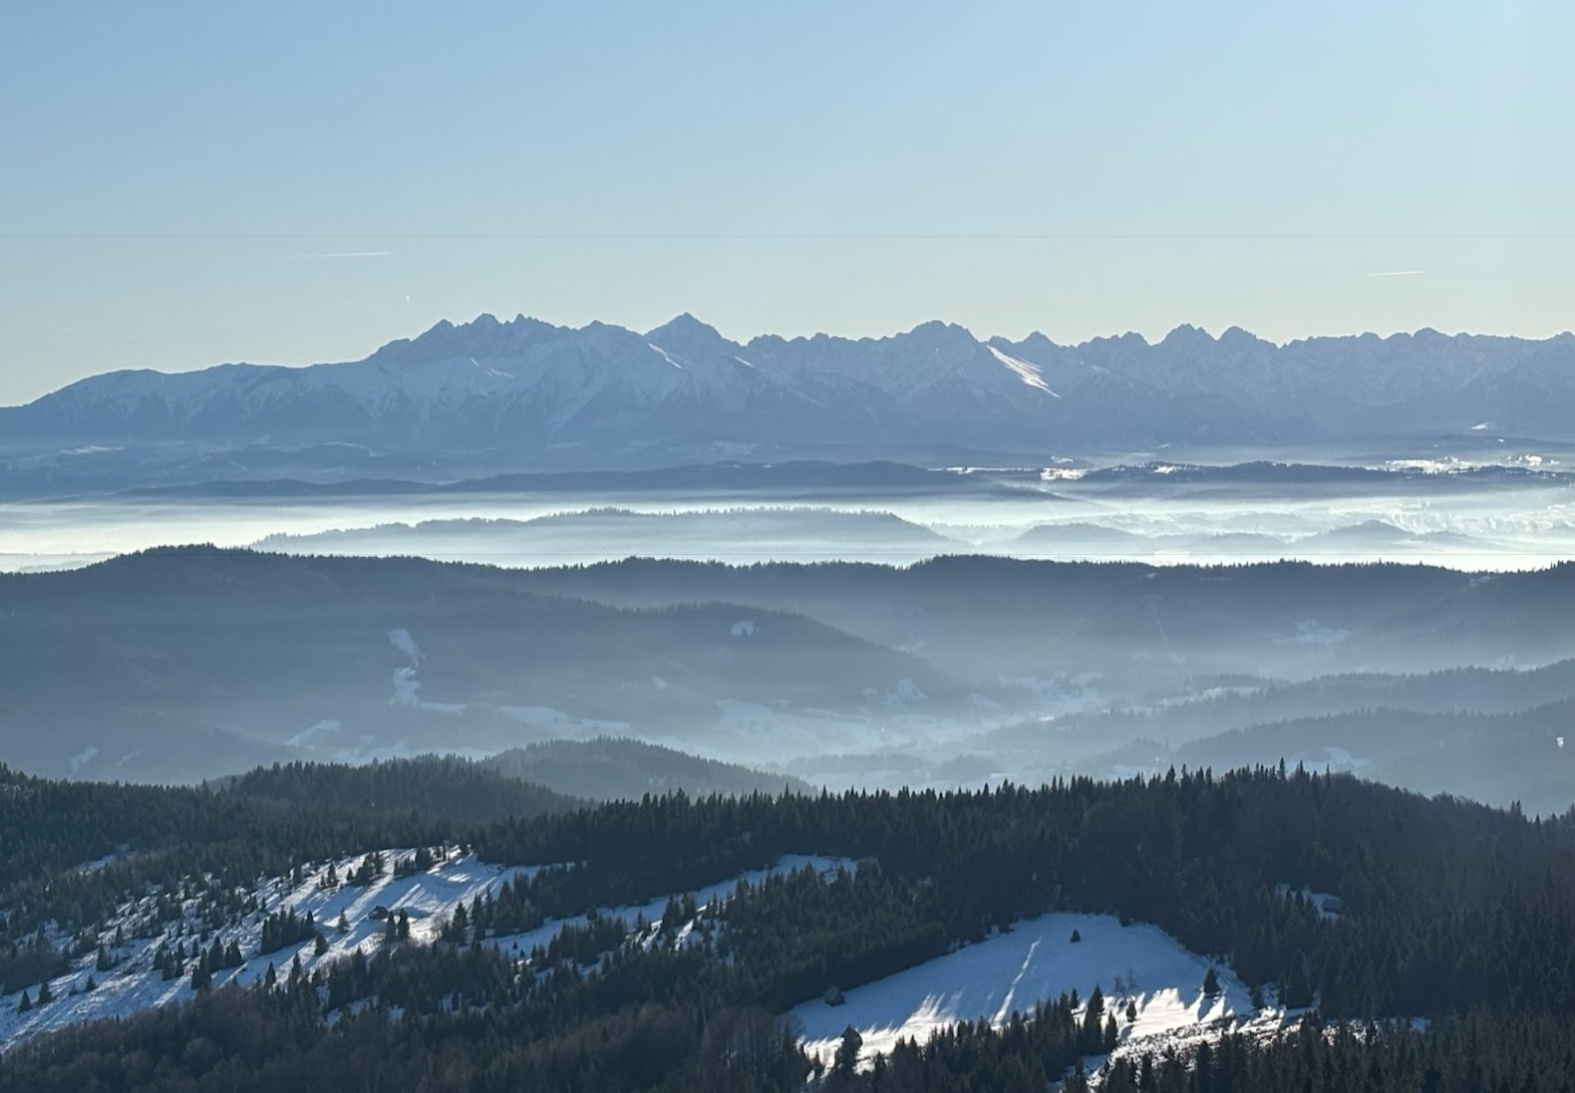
[213, 756, 581, 823]
[480, 738, 811, 799]
[9, 762, 1575, 1089]
[221, 745, 808, 809]
[0, 756, 577, 936]
[0, 548, 954, 783]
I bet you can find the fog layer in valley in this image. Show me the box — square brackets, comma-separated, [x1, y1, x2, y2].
[6, 463, 1575, 814]
[3, 456, 1572, 573]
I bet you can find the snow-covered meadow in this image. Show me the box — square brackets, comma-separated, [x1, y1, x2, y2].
[793, 911, 1255, 1069]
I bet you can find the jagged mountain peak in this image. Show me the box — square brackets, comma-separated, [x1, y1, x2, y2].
[903, 318, 977, 343]
[1159, 323, 1218, 349]
[1219, 325, 1268, 348]
[646, 312, 725, 341]
[644, 314, 738, 361]
[373, 313, 565, 367]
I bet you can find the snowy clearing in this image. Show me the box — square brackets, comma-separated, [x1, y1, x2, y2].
[793, 912, 1252, 1069]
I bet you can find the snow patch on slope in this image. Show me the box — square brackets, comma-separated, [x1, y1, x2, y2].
[793, 911, 1250, 1068]
[486, 854, 853, 959]
[648, 343, 686, 370]
[988, 345, 1061, 397]
[0, 849, 541, 1052]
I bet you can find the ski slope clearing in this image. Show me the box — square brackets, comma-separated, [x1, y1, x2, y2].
[792, 911, 1253, 1068]
[0, 850, 850, 1053]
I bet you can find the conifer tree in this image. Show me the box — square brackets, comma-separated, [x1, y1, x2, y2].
[833, 1026, 864, 1077]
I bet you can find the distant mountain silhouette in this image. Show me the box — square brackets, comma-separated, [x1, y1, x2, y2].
[5, 315, 1570, 483]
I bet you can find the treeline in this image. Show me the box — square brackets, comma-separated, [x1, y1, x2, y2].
[468, 766, 1575, 1018]
[0, 939, 813, 1093]
[861, 1009, 1575, 1093]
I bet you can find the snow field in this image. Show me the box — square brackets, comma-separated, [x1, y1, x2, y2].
[792, 911, 1254, 1070]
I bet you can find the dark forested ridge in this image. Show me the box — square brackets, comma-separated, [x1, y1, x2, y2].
[981, 658, 1575, 815]
[12, 548, 1575, 794]
[214, 756, 581, 823]
[0, 548, 956, 783]
[480, 738, 811, 800]
[9, 761, 1575, 1089]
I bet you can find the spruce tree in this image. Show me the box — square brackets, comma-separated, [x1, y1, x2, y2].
[833, 1026, 864, 1077]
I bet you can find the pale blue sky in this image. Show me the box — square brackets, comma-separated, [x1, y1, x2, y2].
[2, 0, 1571, 404]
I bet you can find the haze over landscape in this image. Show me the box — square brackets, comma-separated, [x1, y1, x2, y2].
[5, 3, 1575, 1091]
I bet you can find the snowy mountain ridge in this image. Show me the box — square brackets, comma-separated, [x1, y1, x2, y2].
[6, 314, 1575, 469]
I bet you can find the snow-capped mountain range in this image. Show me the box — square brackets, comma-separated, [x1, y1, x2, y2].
[5, 314, 1574, 474]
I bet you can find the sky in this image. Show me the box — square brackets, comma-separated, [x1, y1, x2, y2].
[1, 0, 1572, 405]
